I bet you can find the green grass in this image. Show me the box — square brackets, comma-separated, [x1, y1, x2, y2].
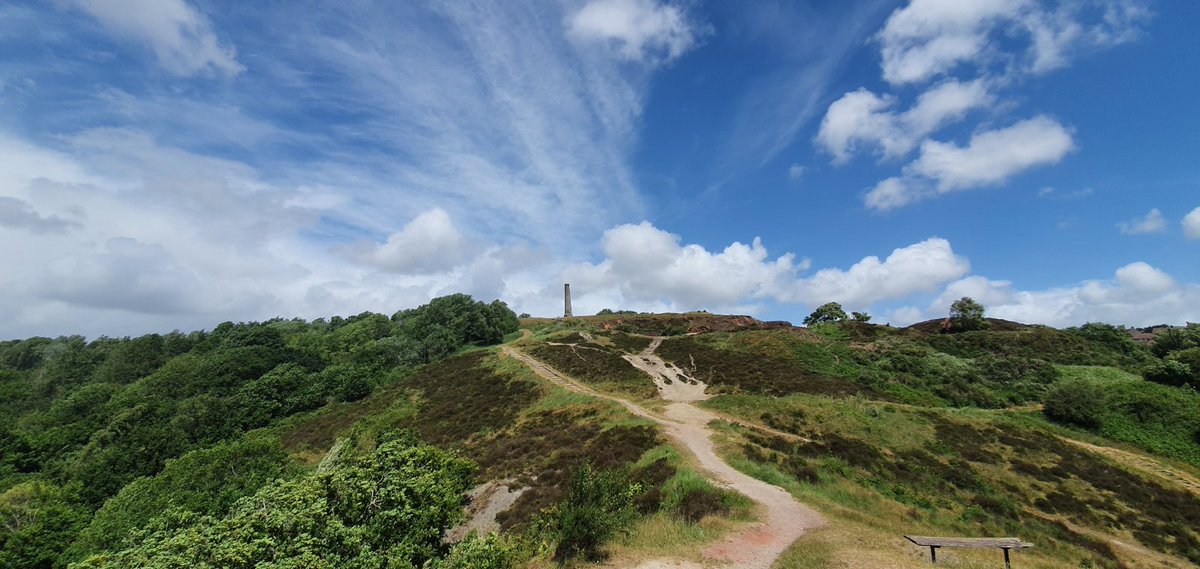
[711, 392, 1200, 566]
[772, 536, 834, 569]
[1054, 365, 1141, 383]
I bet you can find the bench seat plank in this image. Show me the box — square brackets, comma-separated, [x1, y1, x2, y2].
[905, 536, 1034, 549]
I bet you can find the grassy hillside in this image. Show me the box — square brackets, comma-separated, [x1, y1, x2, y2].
[521, 314, 1200, 568]
[4, 309, 1197, 568]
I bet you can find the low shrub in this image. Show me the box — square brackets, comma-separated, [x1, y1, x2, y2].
[1144, 360, 1193, 388]
[546, 464, 641, 562]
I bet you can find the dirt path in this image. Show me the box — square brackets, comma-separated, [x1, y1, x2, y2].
[503, 343, 825, 569]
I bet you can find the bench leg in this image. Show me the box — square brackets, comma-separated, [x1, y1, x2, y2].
[929, 546, 937, 563]
[1003, 547, 1011, 569]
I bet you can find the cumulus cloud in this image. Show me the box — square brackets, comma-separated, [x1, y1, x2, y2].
[780, 237, 970, 307]
[504, 224, 971, 318]
[817, 79, 991, 163]
[909, 116, 1075, 190]
[878, 0, 1027, 85]
[864, 116, 1075, 210]
[1117, 208, 1167, 235]
[0, 196, 81, 234]
[1183, 206, 1200, 239]
[342, 208, 469, 273]
[924, 261, 1198, 328]
[877, 0, 1148, 85]
[568, 0, 700, 63]
[68, 0, 243, 76]
[829, 0, 1145, 211]
[593, 221, 805, 308]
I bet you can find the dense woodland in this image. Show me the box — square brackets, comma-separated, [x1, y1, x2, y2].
[0, 294, 520, 568]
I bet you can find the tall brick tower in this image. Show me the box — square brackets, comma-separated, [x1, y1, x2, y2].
[563, 283, 572, 318]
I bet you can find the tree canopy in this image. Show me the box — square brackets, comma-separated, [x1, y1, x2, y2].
[803, 302, 848, 326]
[947, 297, 989, 332]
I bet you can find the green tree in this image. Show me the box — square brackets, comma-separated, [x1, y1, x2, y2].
[75, 435, 475, 569]
[1066, 322, 1142, 356]
[948, 297, 989, 332]
[1150, 328, 1200, 358]
[0, 480, 90, 569]
[70, 436, 297, 559]
[1169, 347, 1200, 385]
[851, 311, 872, 323]
[803, 302, 848, 326]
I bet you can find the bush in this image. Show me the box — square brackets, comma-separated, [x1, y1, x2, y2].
[548, 464, 641, 562]
[1150, 328, 1197, 358]
[1169, 348, 1200, 384]
[661, 470, 730, 522]
[1042, 379, 1200, 467]
[1144, 360, 1193, 388]
[431, 533, 519, 569]
[1066, 322, 1142, 356]
[1043, 381, 1105, 429]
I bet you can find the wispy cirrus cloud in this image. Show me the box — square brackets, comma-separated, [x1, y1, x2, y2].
[0, 0, 712, 337]
[66, 0, 243, 76]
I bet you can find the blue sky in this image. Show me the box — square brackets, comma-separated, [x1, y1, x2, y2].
[1, 0, 1198, 338]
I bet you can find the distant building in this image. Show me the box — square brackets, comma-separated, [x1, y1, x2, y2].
[1127, 323, 1190, 345]
[1129, 331, 1156, 345]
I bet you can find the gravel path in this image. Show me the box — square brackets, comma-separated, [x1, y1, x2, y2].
[503, 342, 825, 569]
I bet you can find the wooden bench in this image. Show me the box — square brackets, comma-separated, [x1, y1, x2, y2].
[905, 535, 1034, 568]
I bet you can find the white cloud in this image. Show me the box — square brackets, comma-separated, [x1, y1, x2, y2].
[817, 79, 991, 163]
[68, 0, 243, 76]
[593, 221, 805, 308]
[863, 177, 916, 211]
[502, 225, 970, 318]
[567, 0, 700, 63]
[781, 237, 970, 307]
[0, 196, 81, 234]
[1024, 0, 1150, 73]
[788, 164, 806, 181]
[923, 261, 1198, 328]
[342, 208, 469, 273]
[885, 305, 925, 327]
[878, 0, 1027, 85]
[1183, 206, 1200, 239]
[909, 116, 1075, 191]
[863, 116, 1074, 210]
[877, 0, 1148, 85]
[1117, 208, 1166, 235]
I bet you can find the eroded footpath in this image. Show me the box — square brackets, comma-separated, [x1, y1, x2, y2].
[503, 338, 825, 569]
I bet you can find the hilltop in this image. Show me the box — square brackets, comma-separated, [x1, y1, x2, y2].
[2, 304, 1199, 568]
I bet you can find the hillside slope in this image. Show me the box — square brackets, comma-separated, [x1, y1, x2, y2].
[3, 309, 1197, 568]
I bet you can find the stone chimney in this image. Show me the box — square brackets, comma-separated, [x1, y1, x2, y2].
[564, 283, 573, 318]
